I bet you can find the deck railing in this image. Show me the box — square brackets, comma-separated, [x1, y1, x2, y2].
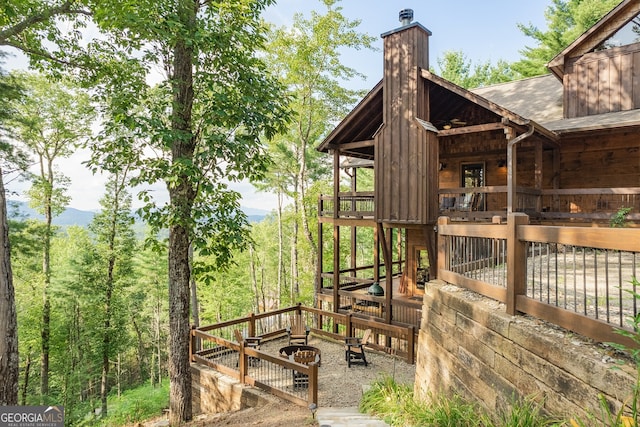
[319, 187, 640, 222]
[190, 304, 416, 407]
[318, 192, 375, 218]
[437, 214, 640, 347]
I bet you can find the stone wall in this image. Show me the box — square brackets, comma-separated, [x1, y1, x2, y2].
[191, 364, 271, 415]
[415, 281, 637, 421]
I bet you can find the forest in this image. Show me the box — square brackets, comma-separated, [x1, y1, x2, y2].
[0, 0, 620, 425]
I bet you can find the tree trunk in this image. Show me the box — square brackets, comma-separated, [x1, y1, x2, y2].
[168, 223, 193, 424]
[40, 158, 55, 400]
[131, 317, 145, 381]
[249, 244, 260, 312]
[21, 348, 31, 405]
[167, 1, 196, 422]
[276, 191, 284, 311]
[189, 244, 199, 328]
[0, 169, 19, 405]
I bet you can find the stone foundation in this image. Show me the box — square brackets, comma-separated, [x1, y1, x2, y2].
[415, 281, 637, 421]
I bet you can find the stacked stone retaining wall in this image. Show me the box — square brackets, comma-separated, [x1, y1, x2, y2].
[415, 281, 637, 421]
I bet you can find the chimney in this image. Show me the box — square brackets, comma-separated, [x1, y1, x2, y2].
[375, 11, 437, 224]
[380, 10, 431, 118]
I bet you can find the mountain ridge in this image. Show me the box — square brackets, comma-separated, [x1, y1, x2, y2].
[7, 200, 269, 227]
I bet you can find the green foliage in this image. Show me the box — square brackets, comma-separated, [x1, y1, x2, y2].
[513, 0, 620, 77]
[76, 380, 169, 427]
[434, 51, 519, 89]
[360, 375, 566, 426]
[580, 277, 640, 427]
[610, 207, 632, 228]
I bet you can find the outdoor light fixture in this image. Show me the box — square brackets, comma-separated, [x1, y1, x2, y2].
[497, 159, 506, 168]
[443, 122, 452, 130]
[368, 282, 384, 296]
[439, 162, 447, 170]
[308, 403, 317, 419]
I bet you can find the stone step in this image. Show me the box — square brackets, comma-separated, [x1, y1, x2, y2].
[316, 407, 389, 427]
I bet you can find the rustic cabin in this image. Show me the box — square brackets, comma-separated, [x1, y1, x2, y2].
[191, 2, 640, 416]
[316, 3, 640, 331]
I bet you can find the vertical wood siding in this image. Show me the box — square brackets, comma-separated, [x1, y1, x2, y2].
[565, 43, 640, 118]
[376, 26, 437, 224]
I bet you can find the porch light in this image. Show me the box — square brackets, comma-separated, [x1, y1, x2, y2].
[497, 159, 506, 168]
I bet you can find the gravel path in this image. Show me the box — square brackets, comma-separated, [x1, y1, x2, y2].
[260, 334, 416, 407]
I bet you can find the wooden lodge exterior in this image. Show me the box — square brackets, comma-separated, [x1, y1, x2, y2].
[315, 2, 640, 330]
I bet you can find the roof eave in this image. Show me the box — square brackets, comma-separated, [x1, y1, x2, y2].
[546, 0, 638, 80]
[317, 80, 383, 153]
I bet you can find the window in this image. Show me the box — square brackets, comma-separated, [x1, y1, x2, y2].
[595, 14, 640, 51]
[460, 163, 485, 211]
[461, 163, 484, 188]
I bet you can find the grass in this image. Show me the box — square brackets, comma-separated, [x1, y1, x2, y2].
[360, 375, 563, 427]
[76, 380, 170, 426]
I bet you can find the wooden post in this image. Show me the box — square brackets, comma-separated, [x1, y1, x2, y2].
[345, 313, 352, 338]
[506, 213, 529, 315]
[333, 224, 340, 313]
[317, 199, 323, 297]
[308, 363, 318, 406]
[535, 142, 543, 213]
[407, 325, 415, 364]
[374, 225, 380, 282]
[333, 149, 341, 315]
[249, 313, 256, 337]
[238, 342, 247, 384]
[437, 217, 450, 279]
[189, 325, 197, 362]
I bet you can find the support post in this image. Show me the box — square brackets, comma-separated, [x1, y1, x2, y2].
[308, 363, 318, 406]
[506, 213, 529, 315]
[437, 217, 450, 279]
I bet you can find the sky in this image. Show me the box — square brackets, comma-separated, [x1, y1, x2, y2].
[6, 0, 553, 213]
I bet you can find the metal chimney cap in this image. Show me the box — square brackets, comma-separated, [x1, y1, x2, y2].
[399, 9, 414, 26]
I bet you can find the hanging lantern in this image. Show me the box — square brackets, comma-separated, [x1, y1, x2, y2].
[368, 282, 384, 296]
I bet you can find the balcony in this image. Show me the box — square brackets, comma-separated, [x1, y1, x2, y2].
[319, 187, 640, 223]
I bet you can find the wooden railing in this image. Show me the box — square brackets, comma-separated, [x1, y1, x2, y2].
[318, 192, 375, 218]
[319, 187, 640, 222]
[437, 214, 640, 347]
[190, 304, 417, 407]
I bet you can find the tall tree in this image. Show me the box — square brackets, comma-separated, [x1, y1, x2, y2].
[2, 2, 100, 402]
[263, 0, 374, 299]
[8, 72, 93, 399]
[87, 1, 289, 422]
[513, 0, 620, 77]
[0, 66, 26, 405]
[88, 173, 136, 418]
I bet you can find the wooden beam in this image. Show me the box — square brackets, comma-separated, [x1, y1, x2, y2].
[335, 139, 375, 150]
[438, 122, 506, 137]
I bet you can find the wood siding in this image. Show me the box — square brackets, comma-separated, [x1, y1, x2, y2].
[558, 131, 640, 188]
[564, 43, 640, 118]
[376, 25, 439, 224]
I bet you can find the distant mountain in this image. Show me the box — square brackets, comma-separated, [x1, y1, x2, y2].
[7, 200, 95, 227]
[6, 200, 269, 227]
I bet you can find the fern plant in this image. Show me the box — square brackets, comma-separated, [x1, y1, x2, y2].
[610, 207, 632, 228]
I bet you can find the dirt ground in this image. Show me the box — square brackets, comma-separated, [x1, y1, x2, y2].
[139, 335, 416, 427]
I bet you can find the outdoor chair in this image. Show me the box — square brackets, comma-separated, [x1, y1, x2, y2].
[344, 329, 371, 367]
[345, 328, 372, 368]
[234, 329, 261, 366]
[286, 314, 310, 345]
[290, 349, 317, 389]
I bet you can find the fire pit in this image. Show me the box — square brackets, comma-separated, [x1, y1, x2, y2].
[279, 345, 321, 366]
